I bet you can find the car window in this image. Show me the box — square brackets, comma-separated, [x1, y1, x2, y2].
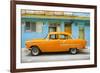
[49, 34, 58, 40]
[59, 34, 71, 40]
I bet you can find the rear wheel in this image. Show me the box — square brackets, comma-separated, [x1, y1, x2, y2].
[31, 46, 40, 56]
[69, 48, 78, 54]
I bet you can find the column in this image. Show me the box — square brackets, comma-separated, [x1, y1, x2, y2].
[84, 23, 90, 47]
[60, 21, 64, 32]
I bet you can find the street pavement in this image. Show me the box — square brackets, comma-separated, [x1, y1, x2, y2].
[21, 48, 90, 63]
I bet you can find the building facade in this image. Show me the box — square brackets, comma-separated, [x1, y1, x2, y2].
[21, 10, 90, 48]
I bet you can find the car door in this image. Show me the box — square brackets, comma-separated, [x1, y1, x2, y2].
[58, 34, 71, 51]
[42, 34, 60, 52]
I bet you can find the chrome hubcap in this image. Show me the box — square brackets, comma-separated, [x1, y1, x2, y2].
[71, 49, 76, 54]
[32, 47, 39, 55]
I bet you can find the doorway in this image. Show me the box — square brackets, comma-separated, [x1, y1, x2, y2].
[49, 22, 60, 32]
[49, 27, 57, 32]
[64, 23, 72, 34]
[78, 27, 85, 39]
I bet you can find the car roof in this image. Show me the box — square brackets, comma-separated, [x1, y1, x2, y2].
[49, 32, 71, 35]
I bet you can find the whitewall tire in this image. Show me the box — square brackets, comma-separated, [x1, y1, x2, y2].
[70, 48, 77, 54]
[31, 47, 40, 56]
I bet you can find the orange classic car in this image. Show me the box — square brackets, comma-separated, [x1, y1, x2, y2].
[25, 32, 87, 56]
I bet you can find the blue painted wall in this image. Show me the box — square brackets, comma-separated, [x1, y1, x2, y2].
[60, 21, 64, 32]
[85, 25, 90, 46]
[21, 21, 49, 48]
[72, 22, 79, 39]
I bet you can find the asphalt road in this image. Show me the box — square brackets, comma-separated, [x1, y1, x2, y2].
[21, 48, 90, 63]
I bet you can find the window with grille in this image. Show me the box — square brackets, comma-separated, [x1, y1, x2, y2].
[25, 22, 43, 32]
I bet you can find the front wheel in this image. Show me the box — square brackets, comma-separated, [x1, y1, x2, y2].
[31, 46, 40, 56]
[69, 48, 78, 55]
